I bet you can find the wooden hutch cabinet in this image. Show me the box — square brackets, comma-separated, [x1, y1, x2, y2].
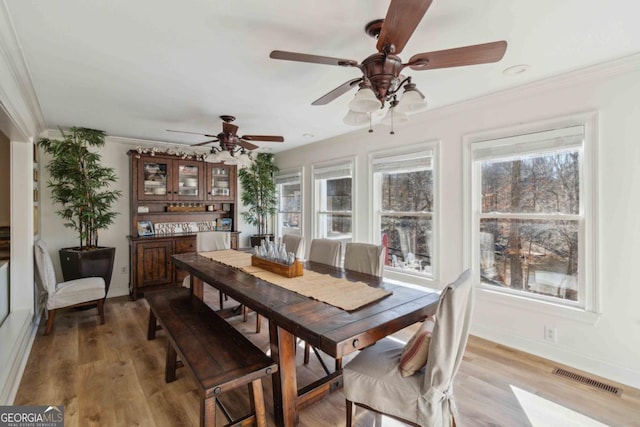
[128, 151, 239, 299]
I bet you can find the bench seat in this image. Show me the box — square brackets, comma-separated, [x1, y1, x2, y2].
[146, 288, 277, 427]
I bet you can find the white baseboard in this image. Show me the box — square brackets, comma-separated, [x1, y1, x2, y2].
[472, 325, 640, 390]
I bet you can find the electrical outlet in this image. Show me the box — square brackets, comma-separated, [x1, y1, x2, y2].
[544, 326, 557, 342]
[121, 266, 127, 274]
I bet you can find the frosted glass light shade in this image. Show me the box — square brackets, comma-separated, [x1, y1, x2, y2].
[349, 87, 380, 113]
[395, 89, 427, 114]
[216, 150, 235, 164]
[343, 110, 370, 126]
[237, 152, 252, 168]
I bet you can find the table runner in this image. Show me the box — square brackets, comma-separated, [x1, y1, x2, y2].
[199, 250, 392, 311]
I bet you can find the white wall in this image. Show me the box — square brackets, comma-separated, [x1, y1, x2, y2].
[0, 133, 9, 226]
[275, 56, 640, 389]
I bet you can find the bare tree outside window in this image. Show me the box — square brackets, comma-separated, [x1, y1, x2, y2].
[479, 150, 580, 301]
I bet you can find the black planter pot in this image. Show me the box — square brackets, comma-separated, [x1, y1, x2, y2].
[249, 234, 274, 248]
[59, 246, 116, 299]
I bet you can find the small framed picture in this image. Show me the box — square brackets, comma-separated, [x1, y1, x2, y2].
[137, 220, 155, 236]
[218, 218, 232, 231]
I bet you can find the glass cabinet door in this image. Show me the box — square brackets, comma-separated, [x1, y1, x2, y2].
[178, 164, 200, 197]
[140, 160, 169, 200]
[206, 164, 233, 200]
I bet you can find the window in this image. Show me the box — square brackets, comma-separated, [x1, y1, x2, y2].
[470, 121, 596, 310]
[312, 159, 354, 247]
[276, 170, 302, 238]
[372, 146, 437, 279]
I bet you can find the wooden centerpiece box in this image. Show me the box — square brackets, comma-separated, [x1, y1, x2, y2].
[251, 255, 303, 278]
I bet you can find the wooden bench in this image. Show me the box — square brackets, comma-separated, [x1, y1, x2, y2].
[146, 288, 277, 427]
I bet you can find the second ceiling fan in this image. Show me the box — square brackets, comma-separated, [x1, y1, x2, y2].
[270, 0, 507, 115]
[168, 115, 284, 154]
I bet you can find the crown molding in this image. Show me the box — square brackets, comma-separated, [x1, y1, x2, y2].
[0, 1, 46, 140]
[413, 51, 640, 122]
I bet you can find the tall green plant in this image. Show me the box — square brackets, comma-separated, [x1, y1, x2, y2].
[238, 153, 279, 236]
[39, 127, 122, 250]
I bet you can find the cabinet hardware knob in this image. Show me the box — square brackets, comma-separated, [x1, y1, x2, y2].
[352, 339, 360, 348]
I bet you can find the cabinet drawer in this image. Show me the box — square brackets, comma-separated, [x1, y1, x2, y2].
[174, 237, 196, 254]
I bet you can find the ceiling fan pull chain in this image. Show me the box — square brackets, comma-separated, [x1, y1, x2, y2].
[390, 107, 395, 135]
[368, 113, 374, 133]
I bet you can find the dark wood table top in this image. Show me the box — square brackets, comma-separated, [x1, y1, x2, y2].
[171, 252, 440, 358]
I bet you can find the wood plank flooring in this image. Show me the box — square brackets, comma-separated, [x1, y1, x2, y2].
[14, 289, 640, 426]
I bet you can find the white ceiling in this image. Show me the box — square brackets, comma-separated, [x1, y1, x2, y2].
[5, 0, 640, 153]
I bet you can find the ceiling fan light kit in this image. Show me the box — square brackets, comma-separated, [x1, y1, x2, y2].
[270, 0, 507, 134]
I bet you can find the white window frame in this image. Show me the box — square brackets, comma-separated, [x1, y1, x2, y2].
[370, 142, 439, 284]
[311, 157, 356, 244]
[464, 112, 600, 320]
[275, 168, 303, 240]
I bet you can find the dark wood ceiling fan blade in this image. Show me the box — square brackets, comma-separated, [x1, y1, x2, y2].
[407, 41, 508, 70]
[241, 135, 284, 142]
[270, 50, 359, 67]
[222, 121, 239, 135]
[166, 129, 208, 136]
[312, 78, 363, 105]
[192, 139, 218, 146]
[237, 140, 259, 151]
[376, 0, 432, 55]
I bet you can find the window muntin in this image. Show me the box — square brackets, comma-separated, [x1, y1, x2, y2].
[276, 171, 302, 238]
[372, 149, 435, 278]
[473, 125, 587, 307]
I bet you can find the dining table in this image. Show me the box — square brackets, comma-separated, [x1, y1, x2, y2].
[171, 251, 440, 427]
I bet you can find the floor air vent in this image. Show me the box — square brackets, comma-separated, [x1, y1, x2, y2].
[552, 367, 622, 396]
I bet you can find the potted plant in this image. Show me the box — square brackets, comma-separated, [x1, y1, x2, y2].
[238, 152, 279, 247]
[38, 127, 122, 297]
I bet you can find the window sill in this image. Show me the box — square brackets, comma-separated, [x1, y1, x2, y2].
[477, 287, 602, 325]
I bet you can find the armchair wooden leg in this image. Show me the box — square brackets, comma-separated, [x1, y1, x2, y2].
[255, 314, 261, 334]
[45, 309, 56, 335]
[97, 299, 105, 325]
[346, 399, 354, 427]
[219, 291, 224, 309]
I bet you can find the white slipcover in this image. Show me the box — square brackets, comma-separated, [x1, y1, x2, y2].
[344, 269, 473, 427]
[308, 238, 341, 267]
[34, 240, 105, 310]
[343, 243, 385, 277]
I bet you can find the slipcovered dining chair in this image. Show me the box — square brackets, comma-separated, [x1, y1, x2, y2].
[303, 238, 343, 370]
[34, 240, 106, 335]
[343, 242, 385, 277]
[196, 231, 230, 308]
[344, 269, 473, 427]
[282, 234, 305, 260]
[308, 238, 341, 266]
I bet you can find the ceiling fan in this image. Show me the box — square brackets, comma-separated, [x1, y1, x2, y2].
[270, 0, 507, 123]
[167, 115, 284, 155]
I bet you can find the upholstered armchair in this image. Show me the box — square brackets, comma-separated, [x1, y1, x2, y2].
[34, 240, 106, 335]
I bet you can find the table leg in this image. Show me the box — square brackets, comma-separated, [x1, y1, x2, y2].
[269, 321, 298, 427]
[191, 275, 204, 300]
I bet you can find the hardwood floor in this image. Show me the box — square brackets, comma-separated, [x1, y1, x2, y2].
[14, 290, 640, 427]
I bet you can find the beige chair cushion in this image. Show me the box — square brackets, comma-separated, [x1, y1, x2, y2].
[47, 277, 105, 309]
[308, 239, 341, 267]
[399, 315, 436, 377]
[343, 243, 385, 276]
